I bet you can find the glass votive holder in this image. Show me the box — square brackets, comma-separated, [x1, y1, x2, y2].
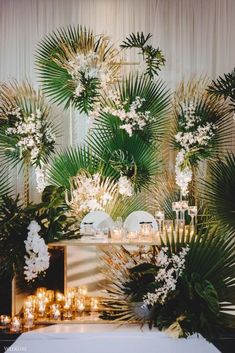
[111, 228, 123, 240]
[46, 290, 55, 303]
[55, 291, 65, 304]
[77, 286, 87, 297]
[63, 301, 73, 320]
[0, 315, 11, 330]
[24, 310, 34, 329]
[75, 297, 86, 314]
[127, 231, 138, 241]
[90, 297, 99, 312]
[164, 220, 174, 233]
[36, 287, 47, 299]
[140, 223, 153, 241]
[10, 317, 22, 333]
[50, 304, 61, 320]
[37, 300, 47, 318]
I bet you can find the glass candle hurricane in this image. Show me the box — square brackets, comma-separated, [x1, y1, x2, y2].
[11, 317, 22, 333]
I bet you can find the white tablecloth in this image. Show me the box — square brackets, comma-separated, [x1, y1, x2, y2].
[7, 323, 220, 353]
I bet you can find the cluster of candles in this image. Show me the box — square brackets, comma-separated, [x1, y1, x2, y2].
[111, 203, 197, 241]
[0, 286, 100, 333]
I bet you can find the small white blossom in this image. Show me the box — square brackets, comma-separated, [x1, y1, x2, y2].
[175, 150, 193, 196]
[118, 176, 133, 197]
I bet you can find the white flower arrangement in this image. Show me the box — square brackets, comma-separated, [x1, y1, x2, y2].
[66, 172, 134, 216]
[66, 173, 114, 214]
[24, 221, 50, 282]
[174, 101, 217, 195]
[102, 93, 152, 137]
[143, 246, 189, 306]
[6, 107, 55, 164]
[67, 51, 112, 98]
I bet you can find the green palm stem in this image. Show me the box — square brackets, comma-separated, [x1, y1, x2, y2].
[23, 159, 30, 207]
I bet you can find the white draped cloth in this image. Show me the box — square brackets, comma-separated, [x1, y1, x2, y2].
[6, 324, 220, 353]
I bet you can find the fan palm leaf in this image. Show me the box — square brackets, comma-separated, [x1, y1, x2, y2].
[199, 153, 235, 234]
[0, 168, 13, 201]
[207, 69, 235, 114]
[35, 25, 121, 114]
[47, 146, 104, 189]
[95, 74, 171, 144]
[88, 128, 161, 192]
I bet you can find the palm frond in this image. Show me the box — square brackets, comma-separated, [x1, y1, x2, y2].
[35, 25, 121, 114]
[120, 33, 165, 78]
[47, 146, 102, 189]
[88, 128, 161, 192]
[121, 32, 152, 49]
[207, 69, 235, 113]
[96, 74, 171, 144]
[0, 168, 13, 201]
[199, 153, 235, 234]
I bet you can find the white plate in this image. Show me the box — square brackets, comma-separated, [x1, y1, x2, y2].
[80, 211, 114, 234]
[123, 211, 158, 232]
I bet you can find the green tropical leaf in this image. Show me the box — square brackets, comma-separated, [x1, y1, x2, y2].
[88, 128, 161, 192]
[96, 74, 171, 144]
[35, 25, 120, 114]
[200, 153, 235, 233]
[207, 68, 235, 113]
[47, 146, 103, 189]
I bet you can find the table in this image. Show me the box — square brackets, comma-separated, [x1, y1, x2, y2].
[6, 323, 220, 353]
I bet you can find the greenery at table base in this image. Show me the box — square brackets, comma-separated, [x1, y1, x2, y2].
[100, 227, 235, 341]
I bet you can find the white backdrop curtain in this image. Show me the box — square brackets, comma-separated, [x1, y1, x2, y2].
[0, 0, 235, 198]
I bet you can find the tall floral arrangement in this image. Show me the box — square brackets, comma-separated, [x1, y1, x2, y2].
[0, 81, 57, 203]
[172, 79, 232, 197]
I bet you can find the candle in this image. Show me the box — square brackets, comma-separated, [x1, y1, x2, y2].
[11, 317, 22, 333]
[51, 304, 61, 320]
